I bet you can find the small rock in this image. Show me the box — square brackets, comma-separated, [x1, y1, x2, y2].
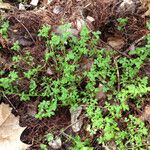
[19, 3, 26, 10]
[48, 136, 62, 149]
[30, 0, 39, 6]
[70, 106, 83, 132]
[18, 38, 33, 47]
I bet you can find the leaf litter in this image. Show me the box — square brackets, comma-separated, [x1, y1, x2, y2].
[0, 103, 30, 150]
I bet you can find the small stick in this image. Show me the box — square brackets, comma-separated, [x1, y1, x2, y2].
[99, 39, 131, 58]
[2, 92, 18, 113]
[125, 35, 147, 53]
[14, 17, 35, 43]
[114, 55, 121, 91]
[57, 115, 86, 137]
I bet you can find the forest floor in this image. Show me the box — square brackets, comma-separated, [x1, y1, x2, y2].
[0, 0, 150, 150]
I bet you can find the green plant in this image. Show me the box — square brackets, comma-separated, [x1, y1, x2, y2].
[0, 19, 9, 38]
[70, 136, 93, 150]
[35, 100, 57, 119]
[38, 25, 51, 38]
[124, 115, 148, 149]
[0, 23, 150, 149]
[11, 40, 20, 52]
[40, 144, 47, 150]
[117, 17, 128, 31]
[45, 133, 54, 142]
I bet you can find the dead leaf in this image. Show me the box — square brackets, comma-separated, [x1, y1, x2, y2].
[96, 84, 106, 100]
[0, 53, 13, 71]
[0, 2, 12, 10]
[0, 33, 8, 49]
[0, 103, 30, 150]
[141, 0, 150, 16]
[70, 106, 83, 132]
[107, 36, 125, 50]
[103, 140, 116, 150]
[76, 18, 85, 31]
[48, 136, 62, 149]
[78, 57, 94, 73]
[140, 105, 150, 123]
[46, 67, 54, 75]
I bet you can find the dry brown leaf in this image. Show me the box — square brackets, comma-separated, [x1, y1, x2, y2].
[70, 106, 83, 133]
[76, 18, 85, 31]
[96, 84, 106, 100]
[140, 105, 150, 123]
[48, 136, 62, 149]
[107, 36, 125, 50]
[0, 34, 8, 49]
[0, 103, 30, 150]
[0, 2, 12, 10]
[141, 0, 150, 16]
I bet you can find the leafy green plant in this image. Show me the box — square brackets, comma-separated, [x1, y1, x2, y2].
[38, 25, 51, 38]
[35, 100, 57, 119]
[0, 19, 9, 38]
[45, 133, 54, 143]
[117, 17, 128, 31]
[0, 22, 150, 150]
[124, 115, 148, 149]
[11, 41, 20, 52]
[40, 144, 47, 150]
[70, 136, 93, 150]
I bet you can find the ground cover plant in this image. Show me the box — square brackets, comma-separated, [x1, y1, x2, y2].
[0, 0, 150, 149]
[0, 15, 150, 149]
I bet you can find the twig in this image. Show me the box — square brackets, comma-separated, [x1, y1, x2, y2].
[83, 3, 91, 8]
[99, 39, 131, 58]
[2, 92, 18, 113]
[114, 55, 120, 91]
[57, 115, 86, 137]
[14, 17, 35, 43]
[125, 35, 147, 53]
